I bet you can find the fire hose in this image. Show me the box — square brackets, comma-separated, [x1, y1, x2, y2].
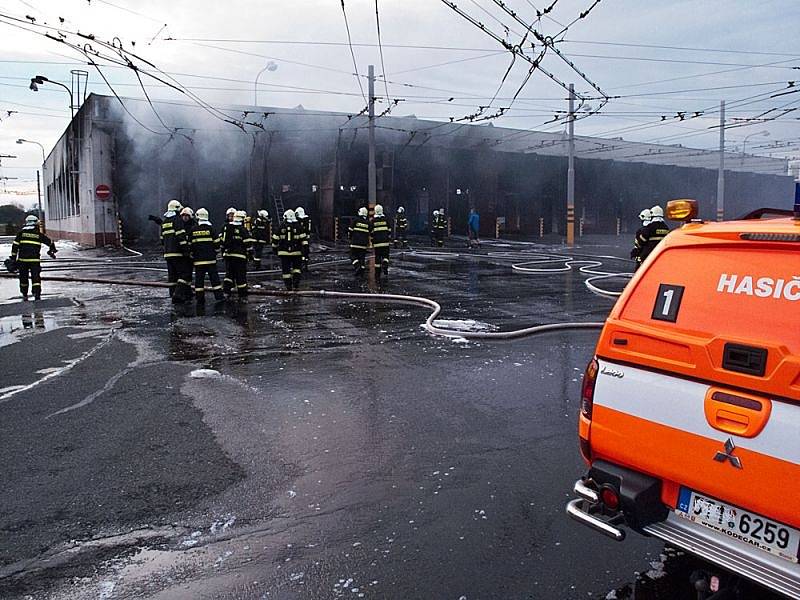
[0, 273, 604, 340]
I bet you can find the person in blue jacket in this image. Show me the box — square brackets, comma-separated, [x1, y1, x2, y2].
[467, 208, 481, 249]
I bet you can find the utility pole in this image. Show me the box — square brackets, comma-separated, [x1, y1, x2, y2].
[36, 171, 42, 223]
[368, 64, 377, 208]
[717, 100, 725, 222]
[567, 83, 575, 246]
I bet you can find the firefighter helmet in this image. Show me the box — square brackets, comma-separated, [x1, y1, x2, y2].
[397, 206, 405, 214]
[180, 207, 194, 217]
[295, 207, 306, 219]
[196, 208, 209, 221]
[358, 207, 368, 218]
[258, 209, 268, 219]
[226, 207, 237, 216]
[24, 214, 39, 224]
[284, 209, 296, 222]
[167, 199, 182, 212]
[650, 205, 664, 219]
[639, 208, 652, 223]
[374, 204, 384, 217]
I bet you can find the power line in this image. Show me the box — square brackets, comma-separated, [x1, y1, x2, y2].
[552, 0, 603, 39]
[374, 0, 391, 104]
[558, 38, 800, 58]
[339, 0, 367, 103]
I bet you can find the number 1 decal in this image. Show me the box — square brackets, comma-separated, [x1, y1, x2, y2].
[652, 284, 685, 322]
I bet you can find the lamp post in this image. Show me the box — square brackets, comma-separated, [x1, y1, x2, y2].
[254, 61, 277, 105]
[17, 138, 46, 222]
[741, 130, 770, 164]
[29, 75, 74, 117]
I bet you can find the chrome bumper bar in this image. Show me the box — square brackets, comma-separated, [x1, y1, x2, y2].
[565, 479, 625, 541]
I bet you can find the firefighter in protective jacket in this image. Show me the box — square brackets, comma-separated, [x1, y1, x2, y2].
[272, 209, 305, 290]
[190, 208, 224, 302]
[394, 206, 409, 248]
[632, 206, 670, 269]
[370, 204, 391, 279]
[9, 215, 56, 301]
[252, 210, 271, 269]
[349, 207, 370, 276]
[432, 209, 447, 247]
[295, 206, 311, 272]
[221, 210, 251, 298]
[160, 199, 193, 303]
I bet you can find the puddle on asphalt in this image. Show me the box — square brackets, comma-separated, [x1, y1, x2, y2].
[0, 312, 59, 347]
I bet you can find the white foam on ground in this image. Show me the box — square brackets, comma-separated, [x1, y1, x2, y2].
[432, 319, 496, 332]
[189, 368, 222, 379]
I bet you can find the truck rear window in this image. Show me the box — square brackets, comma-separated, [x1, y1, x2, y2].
[621, 246, 800, 355]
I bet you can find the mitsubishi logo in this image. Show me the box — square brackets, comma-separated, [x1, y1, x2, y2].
[713, 438, 743, 469]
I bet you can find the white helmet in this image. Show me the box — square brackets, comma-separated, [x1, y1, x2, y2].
[374, 204, 384, 217]
[25, 214, 39, 224]
[226, 207, 237, 216]
[295, 206, 306, 219]
[650, 205, 664, 219]
[180, 207, 194, 217]
[284, 209, 296, 222]
[638, 208, 652, 223]
[196, 208, 209, 221]
[433, 210, 440, 216]
[258, 209, 269, 219]
[439, 207, 445, 214]
[167, 199, 182, 212]
[397, 206, 405, 214]
[235, 210, 246, 219]
[358, 207, 368, 218]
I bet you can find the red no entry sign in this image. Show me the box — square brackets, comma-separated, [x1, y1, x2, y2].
[95, 184, 111, 200]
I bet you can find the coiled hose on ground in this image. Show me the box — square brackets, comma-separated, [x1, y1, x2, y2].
[0, 273, 604, 340]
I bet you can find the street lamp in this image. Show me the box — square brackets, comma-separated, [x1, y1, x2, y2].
[741, 130, 770, 162]
[29, 75, 74, 117]
[254, 61, 277, 105]
[17, 138, 46, 222]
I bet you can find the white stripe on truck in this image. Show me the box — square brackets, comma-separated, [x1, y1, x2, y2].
[594, 359, 800, 466]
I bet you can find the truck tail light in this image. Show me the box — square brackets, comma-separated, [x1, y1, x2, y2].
[581, 358, 599, 420]
[600, 485, 620, 511]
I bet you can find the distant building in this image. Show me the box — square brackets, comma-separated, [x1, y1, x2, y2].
[44, 94, 794, 246]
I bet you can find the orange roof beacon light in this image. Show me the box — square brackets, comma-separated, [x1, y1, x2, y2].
[666, 198, 699, 222]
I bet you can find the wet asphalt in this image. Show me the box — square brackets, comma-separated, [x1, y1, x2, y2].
[0, 237, 782, 599]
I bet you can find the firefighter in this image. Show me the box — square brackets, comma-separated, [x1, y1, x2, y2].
[221, 210, 251, 298]
[632, 206, 670, 270]
[349, 207, 370, 276]
[251, 210, 271, 270]
[394, 206, 409, 249]
[630, 208, 652, 270]
[272, 209, 304, 290]
[370, 204, 391, 280]
[190, 208, 224, 303]
[9, 215, 57, 301]
[160, 199, 192, 303]
[295, 206, 311, 272]
[431, 209, 447, 247]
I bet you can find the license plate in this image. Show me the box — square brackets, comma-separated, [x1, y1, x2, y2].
[676, 488, 800, 564]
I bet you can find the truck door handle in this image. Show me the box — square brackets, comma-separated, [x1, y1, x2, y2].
[704, 389, 771, 438]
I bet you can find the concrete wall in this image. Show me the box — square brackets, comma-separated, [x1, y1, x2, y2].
[44, 96, 120, 246]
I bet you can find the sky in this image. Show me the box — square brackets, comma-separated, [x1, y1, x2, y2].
[1, 0, 799, 208]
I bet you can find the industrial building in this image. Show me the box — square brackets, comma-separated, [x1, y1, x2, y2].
[43, 93, 794, 246]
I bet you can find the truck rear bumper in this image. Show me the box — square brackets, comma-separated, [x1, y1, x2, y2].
[644, 513, 800, 600]
[567, 476, 800, 599]
[566, 480, 626, 541]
